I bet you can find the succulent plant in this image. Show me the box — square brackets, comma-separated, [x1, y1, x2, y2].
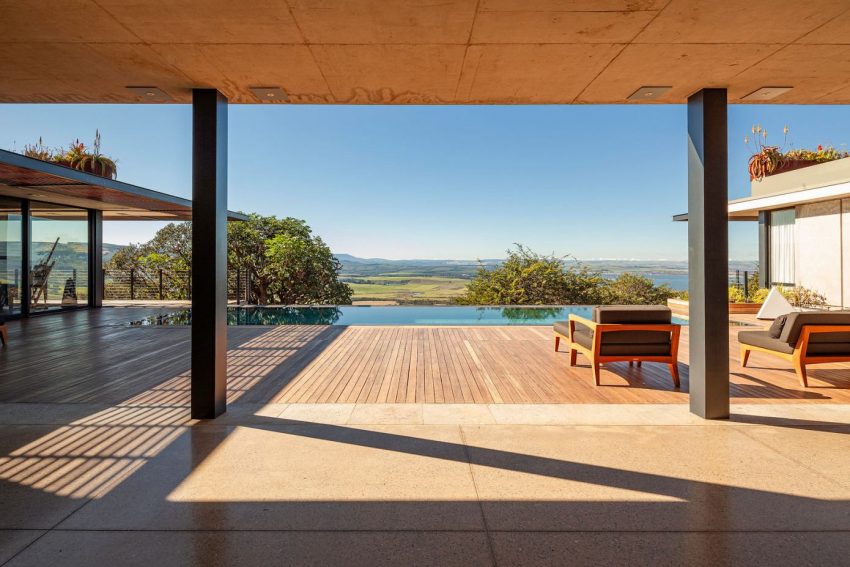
[22, 137, 58, 161]
[746, 125, 848, 181]
[62, 130, 117, 179]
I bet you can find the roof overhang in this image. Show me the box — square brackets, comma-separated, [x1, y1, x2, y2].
[673, 180, 850, 222]
[0, 149, 247, 221]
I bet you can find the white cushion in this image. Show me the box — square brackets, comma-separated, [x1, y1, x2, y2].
[756, 287, 797, 320]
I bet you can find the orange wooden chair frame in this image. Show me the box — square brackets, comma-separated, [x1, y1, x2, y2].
[555, 314, 681, 387]
[740, 324, 850, 387]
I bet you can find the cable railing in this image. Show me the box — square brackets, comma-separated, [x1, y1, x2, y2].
[103, 268, 250, 302]
[728, 269, 759, 301]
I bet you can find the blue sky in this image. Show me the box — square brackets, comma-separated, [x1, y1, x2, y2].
[1, 103, 848, 261]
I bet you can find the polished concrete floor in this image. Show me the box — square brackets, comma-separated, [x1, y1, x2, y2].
[1, 400, 850, 566]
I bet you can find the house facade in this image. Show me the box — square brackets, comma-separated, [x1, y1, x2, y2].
[733, 158, 850, 308]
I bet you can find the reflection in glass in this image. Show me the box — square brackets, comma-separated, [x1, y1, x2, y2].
[0, 198, 23, 315]
[30, 202, 88, 312]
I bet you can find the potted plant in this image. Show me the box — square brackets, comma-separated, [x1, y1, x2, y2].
[19, 131, 118, 179]
[22, 137, 57, 162]
[60, 130, 118, 179]
[747, 125, 848, 181]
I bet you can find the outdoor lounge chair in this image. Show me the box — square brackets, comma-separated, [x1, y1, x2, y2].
[739, 311, 850, 387]
[553, 305, 682, 387]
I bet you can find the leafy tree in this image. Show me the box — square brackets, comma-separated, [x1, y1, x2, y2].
[602, 273, 674, 305]
[227, 215, 309, 304]
[106, 214, 352, 305]
[457, 245, 607, 305]
[265, 233, 352, 304]
[107, 223, 191, 273]
[106, 223, 192, 299]
[458, 245, 673, 306]
[228, 214, 350, 304]
[146, 222, 192, 269]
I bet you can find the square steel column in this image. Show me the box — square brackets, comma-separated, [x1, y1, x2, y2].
[688, 88, 730, 419]
[88, 209, 103, 308]
[758, 211, 770, 288]
[21, 200, 31, 317]
[191, 89, 228, 419]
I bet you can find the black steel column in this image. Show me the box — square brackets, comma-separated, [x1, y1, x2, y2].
[21, 200, 31, 317]
[688, 88, 730, 419]
[191, 89, 228, 419]
[758, 211, 770, 288]
[88, 209, 103, 308]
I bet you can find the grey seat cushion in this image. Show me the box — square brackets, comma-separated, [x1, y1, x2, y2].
[739, 330, 794, 355]
[572, 328, 671, 356]
[553, 321, 570, 337]
[740, 327, 850, 357]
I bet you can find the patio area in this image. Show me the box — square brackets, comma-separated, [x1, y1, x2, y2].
[1, 309, 850, 565]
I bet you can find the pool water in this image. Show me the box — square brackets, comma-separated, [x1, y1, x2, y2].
[131, 306, 690, 327]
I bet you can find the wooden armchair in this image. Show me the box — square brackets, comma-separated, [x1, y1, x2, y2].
[554, 306, 681, 387]
[739, 311, 850, 387]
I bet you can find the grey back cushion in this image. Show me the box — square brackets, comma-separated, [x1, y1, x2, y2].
[592, 305, 673, 346]
[593, 305, 672, 325]
[778, 311, 850, 346]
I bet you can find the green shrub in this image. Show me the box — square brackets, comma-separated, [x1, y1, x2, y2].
[602, 273, 674, 305]
[458, 245, 677, 306]
[779, 286, 828, 308]
[728, 286, 746, 303]
[750, 288, 770, 303]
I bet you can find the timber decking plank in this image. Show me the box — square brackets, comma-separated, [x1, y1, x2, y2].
[3, 311, 850, 405]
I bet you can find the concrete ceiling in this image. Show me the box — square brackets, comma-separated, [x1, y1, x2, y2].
[3, 0, 850, 105]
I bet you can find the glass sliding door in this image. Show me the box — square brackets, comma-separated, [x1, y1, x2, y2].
[769, 208, 796, 286]
[29, 202, 89, 312]
[0, 197, 23, 316]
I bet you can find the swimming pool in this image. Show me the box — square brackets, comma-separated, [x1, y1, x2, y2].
[131, 305, 691, 326]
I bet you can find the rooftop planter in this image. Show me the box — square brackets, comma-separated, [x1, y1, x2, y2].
[21, 130, 118, 180]
[746, 124, 848, 181]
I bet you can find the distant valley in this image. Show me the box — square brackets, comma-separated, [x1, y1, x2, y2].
[94, 246, 758, 305]
[335, 253, 759, 304]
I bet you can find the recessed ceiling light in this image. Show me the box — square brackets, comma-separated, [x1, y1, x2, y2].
[628, 86, 672, 101]
[126, 86, 172, 102]
[741, 86, 793, 101]
[249, 86, 289, 103]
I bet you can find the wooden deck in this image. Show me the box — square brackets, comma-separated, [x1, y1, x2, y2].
[269, 325, 850, 404]
[2, 309, 850, 405]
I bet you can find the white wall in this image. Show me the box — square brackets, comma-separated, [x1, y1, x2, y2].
[795, 200, 843, 307]
[841, 199, 850, 308]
